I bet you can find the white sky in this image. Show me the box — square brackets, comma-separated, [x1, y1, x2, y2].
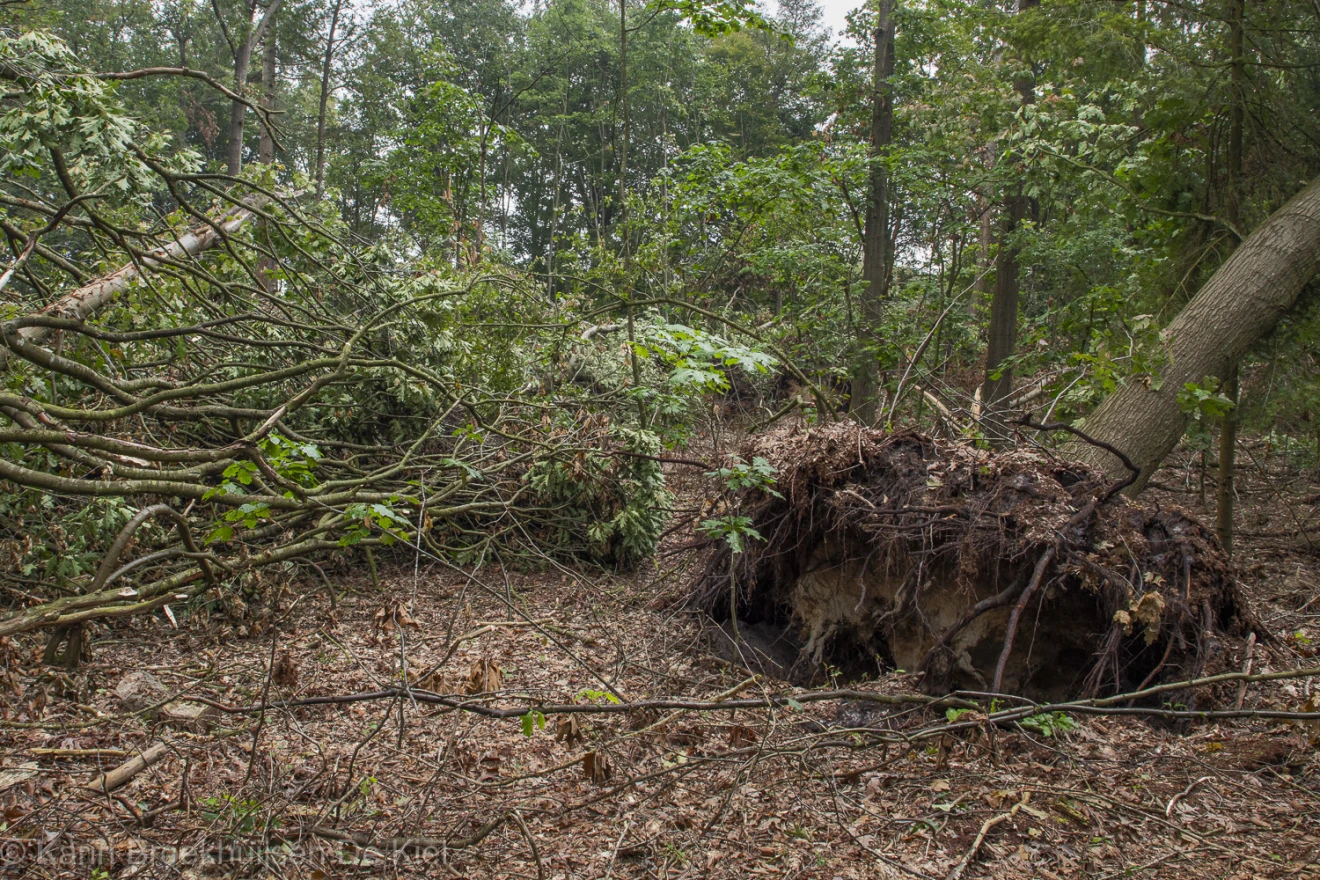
[789, 0, 862, 43]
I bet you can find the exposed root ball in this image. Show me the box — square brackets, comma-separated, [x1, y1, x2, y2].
[689, 424, 1253, 700]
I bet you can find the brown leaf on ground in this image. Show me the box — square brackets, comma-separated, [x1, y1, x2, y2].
[272, 651, 298, 687]
[555, 715, 583, 747]
[373, 601, 419, 634]
[729, 724, 758, 748]
[466, 657, 503, 694]
[583, 750, 612, 784]
[478, 752, 501, 783]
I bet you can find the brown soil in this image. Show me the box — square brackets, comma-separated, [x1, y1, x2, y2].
[1, 430, 1318, 880]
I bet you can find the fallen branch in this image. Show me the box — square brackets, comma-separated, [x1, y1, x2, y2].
[947, 797, 1025, 880]
[305, 813, 508, 852]
[991, 547, 1056, 693]
[0, 193, 272, 370]
[183, 664, 1320, 728]
[83, 742, 169, 795]
[1165, 776, 1212, 817]
[1234, 632, 1256, 710]
[31, 747, 129, 758]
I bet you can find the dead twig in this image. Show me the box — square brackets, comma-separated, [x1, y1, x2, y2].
[991, 547, 1055, 694]
[31, 748, 129, 758]
[947, 797, 1025, 880]
[1165, 776, 1213, 817]
[510, 809, 545, 880]
[1234, 632, 1257, 710]
[306, 812, 508, 852]
[83, 742, 169, 795]
[1015, 416, 1141, 499]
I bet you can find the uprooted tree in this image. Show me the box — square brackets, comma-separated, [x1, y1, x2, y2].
[691, 423, 1254, 701]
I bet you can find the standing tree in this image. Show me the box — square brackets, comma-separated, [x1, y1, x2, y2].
[313, 0, 346, 199]
[850, 1, 896, 426]
[979, 0, 1039, 444]
[1216, 0, 1248, 553]
[214, 0, 285, 176]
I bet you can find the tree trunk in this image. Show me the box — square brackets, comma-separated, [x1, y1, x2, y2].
[979, 0, 1038, 444]
[256, 21, 278, 293]
[1068, 175, 1320, 489]
[257, 18, 277, 166]
[980, 190, 1027, 441]
[1215, 0, 1246, 552]
[850, 1, 896, 427]
[226, 34, 255, 176]
[972, 193, 992, 319]
[617, 0, 630, 251]
[314, 0, 342, 200]
[1216, 365, 1238, 553]
[224, 0, 284, 177]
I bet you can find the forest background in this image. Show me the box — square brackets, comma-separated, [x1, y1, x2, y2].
[6, 0, 1320, 875]
[3, 0, 1320, 678]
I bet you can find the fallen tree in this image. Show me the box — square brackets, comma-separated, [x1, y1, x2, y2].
[0, 193, 271, 370]
[690, 423, 1253, 700]
[1068, 175, 1320, 491]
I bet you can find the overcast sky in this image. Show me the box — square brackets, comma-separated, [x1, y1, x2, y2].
[793, 0, 861, 43]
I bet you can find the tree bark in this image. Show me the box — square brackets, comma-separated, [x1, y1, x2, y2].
[980, 0, 1039, 444]
[1215, 0, 1246, 552]
[850, 1, 896, 427]
[257, 15, 277, 166]
[226, 32, 255, 176]
[223, 0, 284, 177]
[314, 0, 343, 200]
[1067, 175, 1320, 490]
[980, 191, 1027, 441]
[256, 21, 278, 293]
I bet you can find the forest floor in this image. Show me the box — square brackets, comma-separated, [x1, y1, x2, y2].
[3, 440, 1320, 879]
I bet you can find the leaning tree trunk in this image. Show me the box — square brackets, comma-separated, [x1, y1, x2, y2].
[1069, 175, 1320, 490]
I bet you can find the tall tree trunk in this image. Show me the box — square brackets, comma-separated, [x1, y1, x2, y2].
[850, 1, 896, 427]
[981, 192, 1027, 441]
[618, 0, 644, 423]
[1068, 176, 1320, 490]
[226, 34, 255, 176]
[1216, 0, 1246, 550]
[256, 21, 278, 293]
[980, 0, 1039, 444]
[224, 0, 284, 177]
[257, 18, 277, 166]
[617, 0, 630, 252]
[972, 194, 992, 318]
[314, 0, 342, 200]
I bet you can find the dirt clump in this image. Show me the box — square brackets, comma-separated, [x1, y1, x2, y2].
[690, 423, 1253, 700]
